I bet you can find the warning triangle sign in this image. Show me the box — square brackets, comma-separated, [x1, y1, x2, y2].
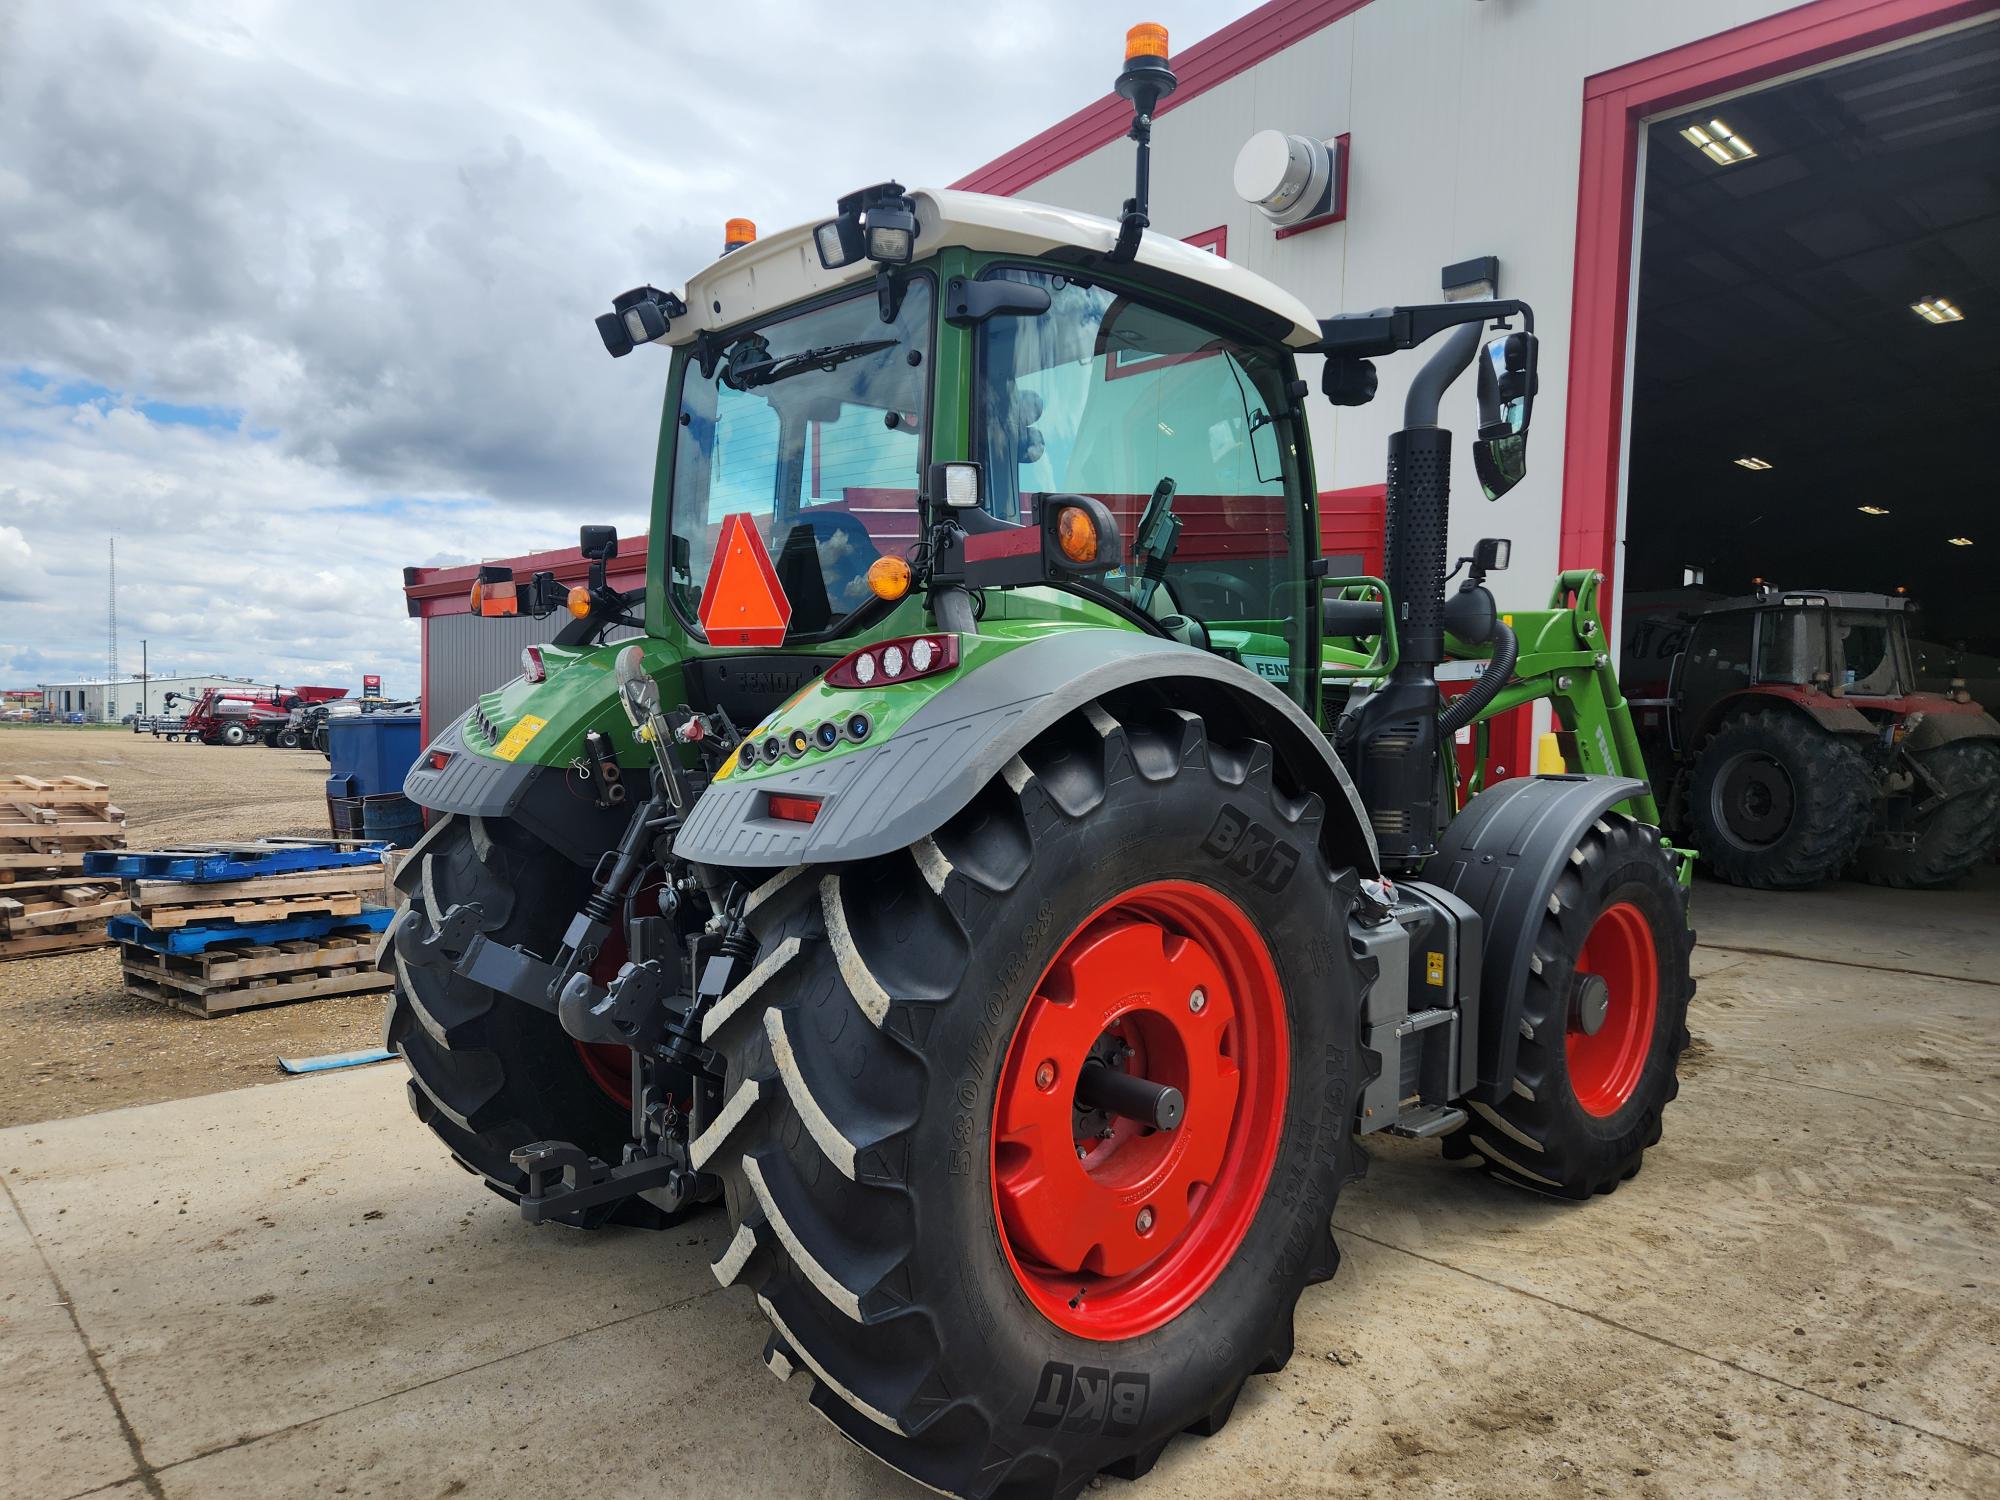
[697, 513, 793, 647]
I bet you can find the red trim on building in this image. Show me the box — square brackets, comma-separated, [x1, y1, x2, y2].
[954, 0, 1377, 196]
[1559, 0, 1986, 601]
[1183, 225, 1228, 255]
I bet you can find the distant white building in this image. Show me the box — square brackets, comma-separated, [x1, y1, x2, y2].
[37, 674, 266, 722]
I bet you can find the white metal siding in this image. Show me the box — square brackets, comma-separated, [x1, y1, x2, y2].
[1004, 0, 1813, 616]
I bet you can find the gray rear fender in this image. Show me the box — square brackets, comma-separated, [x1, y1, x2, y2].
[674, 630, 1380, 879]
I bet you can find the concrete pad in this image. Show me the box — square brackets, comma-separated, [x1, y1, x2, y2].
[4, 874, 1997, 1498]
[1, 1066, 726, 1471]
[0, 1184, 140, 1499]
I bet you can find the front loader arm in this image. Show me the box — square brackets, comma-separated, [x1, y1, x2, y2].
[1445, 569, 1658, 825]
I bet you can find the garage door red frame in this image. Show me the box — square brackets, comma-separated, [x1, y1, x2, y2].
[1559, 0, 1989, 600]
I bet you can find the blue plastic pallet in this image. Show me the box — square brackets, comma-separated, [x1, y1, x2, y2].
[108, 908, 394, 956]
[84, 840, 392, 883]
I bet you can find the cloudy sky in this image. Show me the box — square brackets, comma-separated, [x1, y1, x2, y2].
[1, 0, 1256, 697]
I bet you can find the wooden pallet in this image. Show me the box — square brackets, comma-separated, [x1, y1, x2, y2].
[118, 935, 392, 1017]
[0, 776, 128, 882]
[121, 863, 388, 939]
[0, 882, 131, 961]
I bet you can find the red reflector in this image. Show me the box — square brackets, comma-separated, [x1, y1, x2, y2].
[766, 794, 821, 824]
[429, 750, 452, 771]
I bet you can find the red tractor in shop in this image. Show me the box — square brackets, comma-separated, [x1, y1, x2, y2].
[166, 685, 347, 747]
[1628, 586, 2000, 888]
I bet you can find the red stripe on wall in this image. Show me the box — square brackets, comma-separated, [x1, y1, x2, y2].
[954, 0, 1377, 196]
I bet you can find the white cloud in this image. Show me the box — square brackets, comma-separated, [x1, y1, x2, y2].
[0, 0, 1257, 689]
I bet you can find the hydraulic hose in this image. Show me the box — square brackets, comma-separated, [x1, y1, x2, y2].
[1437, 617, 1518, 736]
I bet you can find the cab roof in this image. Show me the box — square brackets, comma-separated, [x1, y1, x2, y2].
[660, 188, 1322, 349]
[1702, 587, 1911, 614]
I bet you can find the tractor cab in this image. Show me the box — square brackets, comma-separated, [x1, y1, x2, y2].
[1672, 587, 1923, 742]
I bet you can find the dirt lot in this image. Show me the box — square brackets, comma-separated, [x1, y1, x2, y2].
[0, 725, 387, 1127]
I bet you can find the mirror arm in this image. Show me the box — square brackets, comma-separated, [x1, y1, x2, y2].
[1313, 299, 1532, 359]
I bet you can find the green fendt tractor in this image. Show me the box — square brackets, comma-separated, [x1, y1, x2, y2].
[385, 27, 1692, 1497]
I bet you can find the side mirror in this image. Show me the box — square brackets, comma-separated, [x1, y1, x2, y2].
[1473, 331, 1538, 500]
[579, 525, 619, 561]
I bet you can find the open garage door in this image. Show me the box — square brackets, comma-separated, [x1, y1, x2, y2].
[1622, 19, 2000, 706]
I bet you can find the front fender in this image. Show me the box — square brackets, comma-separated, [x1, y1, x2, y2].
[1423, 773, 1652, 1104]
[674, 629, 1379, 875]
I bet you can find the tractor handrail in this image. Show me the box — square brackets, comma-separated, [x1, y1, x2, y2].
[1318, 575, 1398, 682]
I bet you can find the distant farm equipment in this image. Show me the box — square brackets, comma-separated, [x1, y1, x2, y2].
[156, 686, 348, 747]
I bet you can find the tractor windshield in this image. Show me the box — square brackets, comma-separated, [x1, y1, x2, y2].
[667, 280, 933, 639]
[973, 267, 1309, 694]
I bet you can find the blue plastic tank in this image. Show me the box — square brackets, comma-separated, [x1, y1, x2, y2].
[324, 712, 423, 801]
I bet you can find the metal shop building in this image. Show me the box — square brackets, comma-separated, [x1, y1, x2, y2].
[402, 541, 647, 743]
[36, 674, 266, 723]
[959, 0, 1996, 767]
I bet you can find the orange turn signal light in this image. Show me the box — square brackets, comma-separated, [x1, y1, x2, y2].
[1056, 505, 1100, 564]
[566, 585, 592, 619]
[1125, 22, 1168, 60]
[866, 555, 912, 601]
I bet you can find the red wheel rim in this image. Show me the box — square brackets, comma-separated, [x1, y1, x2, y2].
[1566, 901, 1659, 1118]
[573, 932, 633, 1112]
[990, 880, 1289, 1340]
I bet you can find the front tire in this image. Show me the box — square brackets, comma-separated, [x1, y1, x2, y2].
[1445, 814, 1692, 1196]
[694, 701, 1368, 1498]
[1690, 707, 1872, 887]
[219, 722, 249, 747]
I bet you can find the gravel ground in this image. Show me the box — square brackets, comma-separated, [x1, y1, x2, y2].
[0, 725, 388, 1128]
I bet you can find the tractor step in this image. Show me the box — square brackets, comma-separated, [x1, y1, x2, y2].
[1386, 1104, 1467, 1139]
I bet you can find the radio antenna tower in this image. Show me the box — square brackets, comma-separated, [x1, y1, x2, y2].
[108, 537, 119, 721]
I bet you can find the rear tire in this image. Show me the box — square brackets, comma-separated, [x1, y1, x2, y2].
[1690, 707, 1871, 887]
[694, 701, 1368, 1498]
[276, 727, 301, 749]
[219, 723, 249, 747]
[383, 813, 648, 1223]
[1445, 814, 1692, 1197]
[1851, 739, 2000, 888]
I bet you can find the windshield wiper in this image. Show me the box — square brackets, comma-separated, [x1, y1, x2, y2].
[726, 338, 897, 390]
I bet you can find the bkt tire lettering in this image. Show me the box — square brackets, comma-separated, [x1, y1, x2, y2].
[1201, 804, 1300, 892]
[1024, 1361, 1150, 1436]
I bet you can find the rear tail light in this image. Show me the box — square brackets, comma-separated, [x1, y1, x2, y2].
[766, 794, 821, 823]
[521, 646, 547, 684]
[428, 749, 452, 771]
[826, 633, 959, 689]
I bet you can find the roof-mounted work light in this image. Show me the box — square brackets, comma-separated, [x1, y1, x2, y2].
[597, 285, 686, 359]
[812, 182, 919, 270]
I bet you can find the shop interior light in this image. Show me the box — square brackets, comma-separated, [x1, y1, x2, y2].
[1856, 505, 1890, 516]
[1733, 456, 1773, 471]
[1680, 118, 1756, 164]
[1911, 296, 1964, 324]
